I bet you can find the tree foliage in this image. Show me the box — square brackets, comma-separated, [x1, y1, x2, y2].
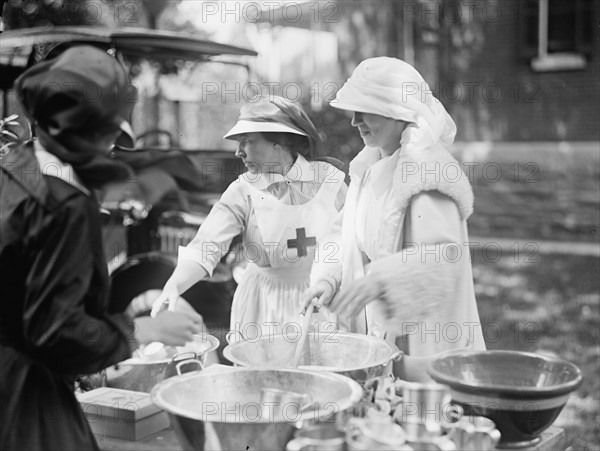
[2, 0, 178, 30]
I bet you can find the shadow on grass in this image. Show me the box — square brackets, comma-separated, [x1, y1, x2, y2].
[472, 248, 600, 449]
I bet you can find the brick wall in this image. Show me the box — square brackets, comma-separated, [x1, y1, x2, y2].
[423, 0, 600, 142]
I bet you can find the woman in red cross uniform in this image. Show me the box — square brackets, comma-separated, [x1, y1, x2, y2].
[152, 96, 347, 344]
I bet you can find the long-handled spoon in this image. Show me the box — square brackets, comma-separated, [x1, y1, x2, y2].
[292, 298, 317, 368]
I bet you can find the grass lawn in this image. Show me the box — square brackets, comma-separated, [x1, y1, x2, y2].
[472, 248, 600, 450]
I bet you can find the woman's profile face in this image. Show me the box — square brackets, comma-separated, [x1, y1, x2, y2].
[351, 112, 407, 154]
[234, 132, 283, 174]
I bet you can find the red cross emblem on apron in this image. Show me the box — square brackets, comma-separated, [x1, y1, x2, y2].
[287, 228, 316, 258]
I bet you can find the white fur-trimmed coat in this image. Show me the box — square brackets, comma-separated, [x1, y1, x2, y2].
[313, 142, 486, 356]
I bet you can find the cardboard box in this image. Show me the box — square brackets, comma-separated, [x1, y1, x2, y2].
[77, 387, 169, 441]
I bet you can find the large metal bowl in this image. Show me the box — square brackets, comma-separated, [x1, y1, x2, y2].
[428, 350, 583, 448]
[151, 367, 363, 450]
[223, 331, 402, 382]
[107, 334, 220, 392]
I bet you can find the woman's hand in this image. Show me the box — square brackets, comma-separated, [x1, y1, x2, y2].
[394, 349, 467, 382]
[150, 284, 180, 317]
[394, 354, 435, 383]
[134, 311, 203, 346]
[299, 278, 338, 314]
[328, 274, 382, 318]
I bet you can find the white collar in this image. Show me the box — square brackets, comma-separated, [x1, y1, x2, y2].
[348, 146, 382, 180]
[368, 150, 400, 197]
[242, 154, 318, 190]
[349, 146, 401, 197]
[34, 141, 91, 196]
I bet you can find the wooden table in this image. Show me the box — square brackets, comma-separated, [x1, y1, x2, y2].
[97, 425, 566, 451]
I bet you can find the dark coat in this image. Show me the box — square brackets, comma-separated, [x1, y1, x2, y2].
[0, 144, 133, 450]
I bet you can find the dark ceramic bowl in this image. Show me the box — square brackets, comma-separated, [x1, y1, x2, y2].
[428, 350, 582, 449]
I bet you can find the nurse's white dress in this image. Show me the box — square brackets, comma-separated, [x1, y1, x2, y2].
[179, 155, 346, 339]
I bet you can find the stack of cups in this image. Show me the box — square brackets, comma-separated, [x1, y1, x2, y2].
[286, 423, 346, 451]
[345, 414, 412, 450]
[395, 382, 458, 450]
[445, 416, 501, 450]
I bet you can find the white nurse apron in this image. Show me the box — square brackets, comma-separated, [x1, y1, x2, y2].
[230, 171, 344, 340]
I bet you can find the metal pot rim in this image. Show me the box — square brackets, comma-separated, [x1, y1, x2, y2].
[150, 367, 363, 423]
[223, 331, 402, 372]
[120, 334, 220, 366]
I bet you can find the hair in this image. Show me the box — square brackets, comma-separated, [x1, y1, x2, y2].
[248, 96, 346, 172]
[260, 131, 346, 173]
[269, 97, 322, 159]
[260, 132, 310, 158]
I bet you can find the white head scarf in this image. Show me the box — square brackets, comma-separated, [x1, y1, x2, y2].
[330, 57, 456, 153]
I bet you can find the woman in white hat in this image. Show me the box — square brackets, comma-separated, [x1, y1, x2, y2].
[152, 96, 346, 346]
[302, 57, 485, 379]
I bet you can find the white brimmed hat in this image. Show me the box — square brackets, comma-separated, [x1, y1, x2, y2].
[330, 57, 457, 150]
[224, 98, 308, 139]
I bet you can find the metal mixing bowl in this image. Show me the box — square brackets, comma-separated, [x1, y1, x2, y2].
[428, 350, 583, 448]
[107, 334, 220, 392]
[223, 331, 402, 382]
[151, 367, 363, 450]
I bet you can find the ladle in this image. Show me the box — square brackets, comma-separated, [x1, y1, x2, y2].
[292, 299, 317, 367]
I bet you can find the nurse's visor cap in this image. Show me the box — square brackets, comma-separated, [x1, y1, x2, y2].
[224, 97, 308, 139]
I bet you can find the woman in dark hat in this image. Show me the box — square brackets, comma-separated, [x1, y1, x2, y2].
[151, 96, 347, 345]
[0, 46, 203, 450]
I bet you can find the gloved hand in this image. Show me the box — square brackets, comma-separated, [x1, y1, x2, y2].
[299, 277, 338, 314]
[150, 284, 180, 317]
[328, 273, 383, 318]
[134, 310, 203, 346]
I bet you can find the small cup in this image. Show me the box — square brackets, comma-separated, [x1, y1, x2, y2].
[286, 423, 346, 451]
[400, 382, 452, 439]
[405, 435, 456, 450]
[260, 388, 311, 422]
[446, 415, 501, 451]
[346, 416, 409, 450]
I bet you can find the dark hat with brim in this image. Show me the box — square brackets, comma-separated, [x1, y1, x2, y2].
[15, 45, 137, 149]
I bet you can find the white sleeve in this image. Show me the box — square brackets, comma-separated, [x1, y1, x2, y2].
[310, 205, 344, 288]
[179, 182, 246, 276]
[309, 178, 347, 288]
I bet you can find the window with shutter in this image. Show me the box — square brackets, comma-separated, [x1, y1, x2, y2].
[519, 0, 594, 71]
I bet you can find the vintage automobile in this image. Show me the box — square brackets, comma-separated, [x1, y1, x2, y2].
[0, 26, 257, 346]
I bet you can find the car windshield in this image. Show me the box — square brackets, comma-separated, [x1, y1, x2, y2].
[127, 58, 251, 152]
